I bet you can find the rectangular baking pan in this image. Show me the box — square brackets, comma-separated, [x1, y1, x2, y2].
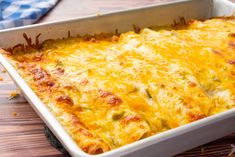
[0, 0, 235, 156]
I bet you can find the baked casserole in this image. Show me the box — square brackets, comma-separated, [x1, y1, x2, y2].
[1, 17, 235, 154]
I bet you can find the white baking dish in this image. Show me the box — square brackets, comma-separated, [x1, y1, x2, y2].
[0, 0, 235, 157]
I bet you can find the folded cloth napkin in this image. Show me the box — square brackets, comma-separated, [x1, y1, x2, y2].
[0, 0, 58, 30]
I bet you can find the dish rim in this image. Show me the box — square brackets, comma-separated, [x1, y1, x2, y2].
[1, 0, 235, 156]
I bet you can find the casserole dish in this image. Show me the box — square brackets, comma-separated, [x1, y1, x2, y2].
[0, 0, 235, 156]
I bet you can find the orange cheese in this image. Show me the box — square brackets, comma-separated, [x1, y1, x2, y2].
[1, 17, 235, 154]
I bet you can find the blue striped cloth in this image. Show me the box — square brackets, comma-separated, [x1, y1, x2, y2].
[0, 0, 59, 30]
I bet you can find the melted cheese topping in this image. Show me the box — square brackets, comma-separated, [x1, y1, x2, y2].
[1, 17, 235, 154]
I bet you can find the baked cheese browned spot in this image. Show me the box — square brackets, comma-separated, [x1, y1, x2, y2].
[1, 17, 235, 154]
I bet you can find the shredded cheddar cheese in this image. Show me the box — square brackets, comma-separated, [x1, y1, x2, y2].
[1, 17, 235, 154]
[12, 112, 17, 117]
[8, 90, 20, 100]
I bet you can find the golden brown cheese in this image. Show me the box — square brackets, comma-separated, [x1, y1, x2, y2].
[1, 17, 235, 154]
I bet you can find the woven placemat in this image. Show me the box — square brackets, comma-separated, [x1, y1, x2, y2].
[44, 125, 235, 157]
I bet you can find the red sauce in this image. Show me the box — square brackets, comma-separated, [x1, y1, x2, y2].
[108, 96, 122, 106]
[227, 60, 235, 65]
[56, 67, 65, 75]
[228, 41, 235, 48]
[122, 115, 141, 124]
[57, 96, 74, 105]
[188, 112, 206, 122]
[99, 90, 112, 98]
[33, 68, 50, 80]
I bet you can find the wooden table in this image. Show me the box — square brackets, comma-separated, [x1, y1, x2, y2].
[1, 0, 235, 157]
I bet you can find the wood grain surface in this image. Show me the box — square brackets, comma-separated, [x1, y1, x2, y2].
[1, 0, 235, 157]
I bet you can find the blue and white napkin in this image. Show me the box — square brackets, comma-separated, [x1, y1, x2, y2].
[0, 0, 58, 30]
